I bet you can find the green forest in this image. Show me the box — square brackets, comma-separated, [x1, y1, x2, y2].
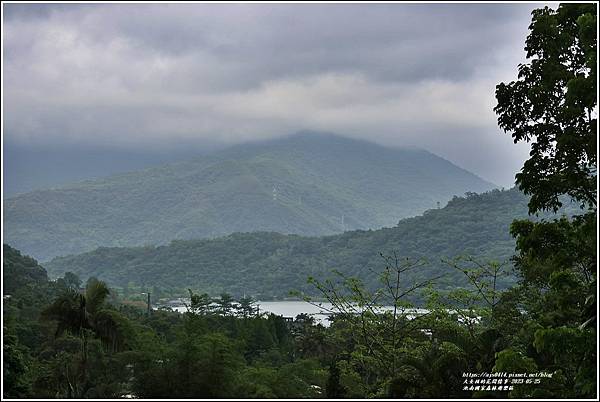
[44, 187, 579, 301]
[2, 3, 597, 399]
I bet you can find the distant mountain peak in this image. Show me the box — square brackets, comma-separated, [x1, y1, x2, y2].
[284, 130, 381, 146]
[5, 132, 496, 261]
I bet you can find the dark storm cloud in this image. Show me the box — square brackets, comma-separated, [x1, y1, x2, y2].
[3, 3, 544, 186]
[5, 3, 529, 86]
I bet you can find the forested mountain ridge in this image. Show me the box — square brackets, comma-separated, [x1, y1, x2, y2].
[4, 132, 495, 261]
[3, 244, 48, 295]
[44, 188, 577, 299]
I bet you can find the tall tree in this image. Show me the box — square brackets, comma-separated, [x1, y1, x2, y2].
[42, 278, 131, 352]
[494, 3, 597, 213]
[493, 4, 597, 398]
[215, 293, 235, 316]
[236, 296, 258, 318]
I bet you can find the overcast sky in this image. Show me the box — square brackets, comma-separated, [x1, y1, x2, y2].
[3, 3, 548, 188]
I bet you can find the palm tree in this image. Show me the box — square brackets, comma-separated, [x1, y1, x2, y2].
[41, 278, 130, 397]
[42, 278, 128, 352]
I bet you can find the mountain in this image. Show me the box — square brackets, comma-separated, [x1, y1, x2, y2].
[3, 142, 219, 197]
[44, 188, 577, 299]
[4, 132, 495, 261]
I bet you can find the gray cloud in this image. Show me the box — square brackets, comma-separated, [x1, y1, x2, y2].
[3, 3, 543, 186]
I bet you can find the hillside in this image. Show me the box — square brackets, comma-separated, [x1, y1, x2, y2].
[44, 188, 577, 299]
[4, 132, 495, 261]
[3, 244, 48, 295]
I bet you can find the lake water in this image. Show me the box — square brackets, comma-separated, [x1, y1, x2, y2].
[169, 301, 335, 325]
[167, 300, 429, 327]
